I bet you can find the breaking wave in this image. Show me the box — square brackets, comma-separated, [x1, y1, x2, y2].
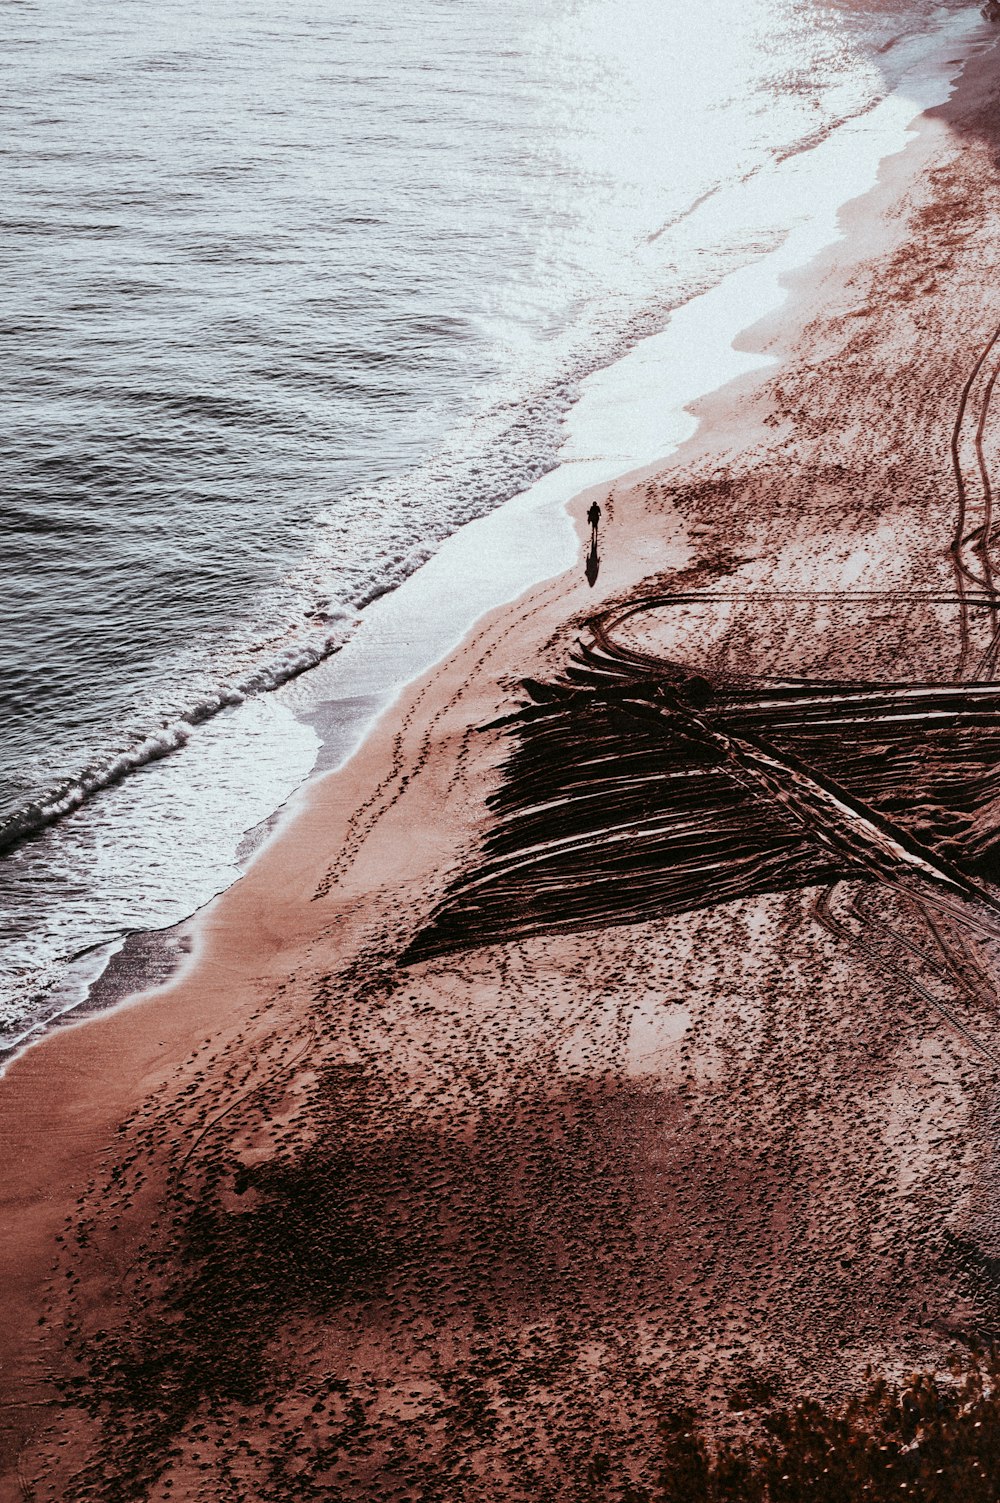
[0, 612, 355, 858]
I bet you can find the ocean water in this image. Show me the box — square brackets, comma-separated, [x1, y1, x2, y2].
[0, 0, 981, 1050]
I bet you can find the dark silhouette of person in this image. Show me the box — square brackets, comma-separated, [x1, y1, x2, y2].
[587, 500, 601, 533]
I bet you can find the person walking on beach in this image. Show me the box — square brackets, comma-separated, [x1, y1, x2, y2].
[585, 499, 601, 587]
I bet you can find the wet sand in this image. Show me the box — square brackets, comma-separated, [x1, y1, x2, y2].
[5, 32, 1000, 1503]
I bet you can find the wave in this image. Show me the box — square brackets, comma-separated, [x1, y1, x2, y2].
[0, 612, 356, 860]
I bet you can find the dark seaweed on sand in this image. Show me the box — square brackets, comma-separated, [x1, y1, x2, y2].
[407, 627, 1000, 963]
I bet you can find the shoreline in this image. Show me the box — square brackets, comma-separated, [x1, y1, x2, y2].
[5, 16, 1000, 1499]
[2, 3, 983, 1073]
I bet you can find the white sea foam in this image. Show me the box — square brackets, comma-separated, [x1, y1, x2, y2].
[0, 613, 356, 857]
[0, 695, 321, 1051]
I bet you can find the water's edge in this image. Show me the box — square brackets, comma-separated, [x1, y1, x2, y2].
[4, 6, 988, 1070]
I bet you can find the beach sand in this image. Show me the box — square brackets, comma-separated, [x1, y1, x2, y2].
[5, 31, 1000, 1503]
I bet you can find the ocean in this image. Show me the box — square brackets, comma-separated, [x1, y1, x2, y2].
[0, 0, 984, 1053]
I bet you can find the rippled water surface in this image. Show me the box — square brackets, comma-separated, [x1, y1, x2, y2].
[0, 0, 974, 1044]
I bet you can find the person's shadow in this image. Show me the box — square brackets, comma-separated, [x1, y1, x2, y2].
[585, 533, 600, 587]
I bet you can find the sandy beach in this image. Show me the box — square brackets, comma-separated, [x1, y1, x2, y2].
[7, 24, 1000, 1502]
